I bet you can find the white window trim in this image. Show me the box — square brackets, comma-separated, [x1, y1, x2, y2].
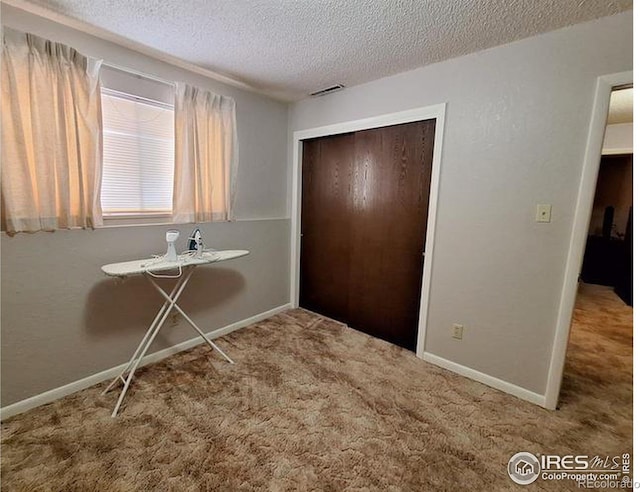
[101, 214, 175, 228]
[101, 87, 174, 111]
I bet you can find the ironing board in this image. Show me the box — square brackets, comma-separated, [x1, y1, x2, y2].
[101, 249, 249, 416]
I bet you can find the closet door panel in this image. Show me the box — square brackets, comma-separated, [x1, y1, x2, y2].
[300, 133, 355, 323]
[348, 120, 435, 349]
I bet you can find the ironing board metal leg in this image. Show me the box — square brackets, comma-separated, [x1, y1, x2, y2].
[147, 278, 235, 364]
[110, 320, 163, 417]
[102, 280, 183, 396]
[173, 303, 234, 364]
[109, 268, 196, 417]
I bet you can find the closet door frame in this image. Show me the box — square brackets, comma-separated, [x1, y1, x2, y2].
[290, 103, 447, 357]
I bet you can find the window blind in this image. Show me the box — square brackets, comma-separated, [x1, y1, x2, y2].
[100, 88, 175, 215]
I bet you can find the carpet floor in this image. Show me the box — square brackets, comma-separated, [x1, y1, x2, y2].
[1, 283, 632, 491]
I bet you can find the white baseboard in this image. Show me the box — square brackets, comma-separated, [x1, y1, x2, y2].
[422, 351, 546, 407]
[1, 304, 292, 420]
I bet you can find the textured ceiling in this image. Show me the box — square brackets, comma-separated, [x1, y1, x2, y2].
[17, 0, 634, 101]
[608, 88, 633, 124]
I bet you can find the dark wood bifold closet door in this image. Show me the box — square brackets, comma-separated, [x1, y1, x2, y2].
[300, 120, 435, 350]
[300, 132, 355, 323]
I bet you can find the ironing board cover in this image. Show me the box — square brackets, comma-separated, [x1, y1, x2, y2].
[101, 250, 249, 277]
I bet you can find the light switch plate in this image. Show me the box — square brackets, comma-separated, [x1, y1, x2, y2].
[452, 323, 464, 340]
[536, 204, 552, 223]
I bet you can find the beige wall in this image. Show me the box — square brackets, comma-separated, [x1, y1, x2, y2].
[1, 5, 290, 406]
[290, 12, 632, 396]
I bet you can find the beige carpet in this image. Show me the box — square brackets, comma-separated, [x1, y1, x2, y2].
[1, 283, 632, 491]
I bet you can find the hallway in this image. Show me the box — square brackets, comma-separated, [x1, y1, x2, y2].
[559, 283, 632, 426]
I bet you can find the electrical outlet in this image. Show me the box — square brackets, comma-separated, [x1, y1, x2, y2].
[452, 323, 464, 340]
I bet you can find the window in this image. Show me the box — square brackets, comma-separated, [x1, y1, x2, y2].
[100, 66, 175, 218]
[98, 65, 238, 224]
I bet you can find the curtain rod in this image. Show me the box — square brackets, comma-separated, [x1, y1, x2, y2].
[102, 61, 176, 88]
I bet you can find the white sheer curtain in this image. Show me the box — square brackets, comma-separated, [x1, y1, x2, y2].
[173, 82, 238, 223]
[1, 28, 103, 234]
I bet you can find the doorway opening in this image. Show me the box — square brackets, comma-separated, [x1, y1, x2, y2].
[545, 71, 632, 410]
[557, 85, 633, 414]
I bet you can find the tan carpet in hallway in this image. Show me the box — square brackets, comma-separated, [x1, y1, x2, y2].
[1, 283, 632, 491]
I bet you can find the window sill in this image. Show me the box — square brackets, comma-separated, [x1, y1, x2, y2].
[101, 213, 173, 228]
